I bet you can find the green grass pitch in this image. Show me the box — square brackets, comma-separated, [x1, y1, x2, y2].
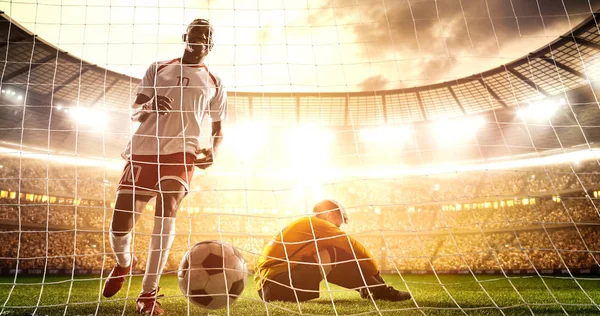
[0, 274, 599, 315]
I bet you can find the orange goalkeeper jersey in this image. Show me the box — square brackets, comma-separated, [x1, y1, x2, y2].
[254, 216, 379, 290]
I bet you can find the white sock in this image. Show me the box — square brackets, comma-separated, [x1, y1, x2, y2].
[141, 217, 176, 294]
[110, 230, 132, 268]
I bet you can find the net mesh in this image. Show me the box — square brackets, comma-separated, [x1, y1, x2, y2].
[0, 1, 600, 315]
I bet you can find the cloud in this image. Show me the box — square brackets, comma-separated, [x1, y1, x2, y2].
[349, 0, 600, 58]
[358, 74, 390, 90]
[307, 0, 600, 86]
[418, 56, 458, 82]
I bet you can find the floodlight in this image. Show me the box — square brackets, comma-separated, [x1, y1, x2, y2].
[517, 98, 565, 121]
[69, 106, 109, 130]
[360, 126, 411, 143]
[432, 117, 484, 144]
[287, 126, 335, 170]
[229, 122, 269, 159]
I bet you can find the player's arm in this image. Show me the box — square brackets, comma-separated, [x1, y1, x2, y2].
[130, 94, 152, 122]
[209, 121, 223, 153]
[130, 94, 173, 123]
[130, 62, 173, 123]
[315, 220, 379, 275]
[195, 121, 222, 169]
[196, 77, 227, 170]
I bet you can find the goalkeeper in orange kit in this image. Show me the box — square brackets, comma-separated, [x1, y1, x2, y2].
[255, 199, 411, 302]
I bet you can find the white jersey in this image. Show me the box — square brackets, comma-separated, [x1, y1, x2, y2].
[123, 58, 227, 157]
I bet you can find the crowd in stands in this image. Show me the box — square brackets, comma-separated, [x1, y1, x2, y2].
[0, 157, 115, 201]
[2, 157, 600, 206]
[0, 229, 270, 272]
[374, 227, 600, 271]
[1, 227, 598, 273]
[362, 198, 600, 233]
[0, 157, 599, 273]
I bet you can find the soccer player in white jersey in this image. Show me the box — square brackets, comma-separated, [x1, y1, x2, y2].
[102, 19, 227, 316]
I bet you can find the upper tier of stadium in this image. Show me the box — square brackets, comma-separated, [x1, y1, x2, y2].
[0, 11, 598, 126]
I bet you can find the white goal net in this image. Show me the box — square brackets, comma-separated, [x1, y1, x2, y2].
[1, 1, 600, 315]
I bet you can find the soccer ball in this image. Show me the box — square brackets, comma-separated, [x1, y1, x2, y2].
[177, 240, 248, 310]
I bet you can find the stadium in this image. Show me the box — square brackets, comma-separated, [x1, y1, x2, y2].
[1, 1, 600, 315]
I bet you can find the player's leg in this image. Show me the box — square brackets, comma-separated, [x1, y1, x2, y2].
[103, 193, 152, 298]
[324, 247, 411, 302]
[140, 179, 186, 294]
[136, 153, 194, 315]
[321, 247, 376, 288]
[111, 193, 153, 263]
[259, 259, 323, 302]
[258, 247, 340, 302]
[104, 155, 158, 298]
[136, 180, 185, 314]
[259, 248, 334, 302]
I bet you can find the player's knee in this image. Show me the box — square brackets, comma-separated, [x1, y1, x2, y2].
[158, 179, 187, 195]
[156, 195, 181, 217]
[314, 247, 337, 262]
[110, 221, 133, 236]
[156, 180, 187, 217]
[315, 247, 336, 277]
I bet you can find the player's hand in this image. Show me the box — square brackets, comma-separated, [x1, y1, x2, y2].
[153, 95, 173, 115]
[195, 148, 213, 170]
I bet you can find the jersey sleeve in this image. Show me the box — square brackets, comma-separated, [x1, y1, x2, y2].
[313, 219, 379, 275]
[135, 63, 157, 99]
[208, 77, 228, 122]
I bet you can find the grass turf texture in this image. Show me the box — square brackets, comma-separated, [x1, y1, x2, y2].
[0, 274, 599, 315]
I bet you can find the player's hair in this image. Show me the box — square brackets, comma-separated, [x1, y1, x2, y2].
[313, 199, 348, 223]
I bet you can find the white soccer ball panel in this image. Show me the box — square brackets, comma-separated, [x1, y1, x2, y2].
[186, 268, 211, 291]
[224, 263, 247, 289]
[223, 243, 237, 258]
[188, 244, 211, 269]
[208, 241, 226, 257]
[177, 253, 192, 294]
[224, 253, 242, 272]
[177, 272, 189, 296]
[204, 272, 228, 295]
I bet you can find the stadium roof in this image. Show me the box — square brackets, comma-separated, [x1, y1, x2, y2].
[0, 11, 598, 126]
[0, 11, 600, 162]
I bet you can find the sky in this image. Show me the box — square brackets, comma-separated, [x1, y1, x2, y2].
[1, 0, 599, 92]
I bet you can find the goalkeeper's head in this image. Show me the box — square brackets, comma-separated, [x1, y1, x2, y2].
[313, 199, 348, 229]
[182, 18, 214, 62]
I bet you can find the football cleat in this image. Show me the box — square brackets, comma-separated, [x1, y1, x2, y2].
[136, 287, 164, 316]
[102, 255, 138, 298]
[360, 285, 411, 302]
